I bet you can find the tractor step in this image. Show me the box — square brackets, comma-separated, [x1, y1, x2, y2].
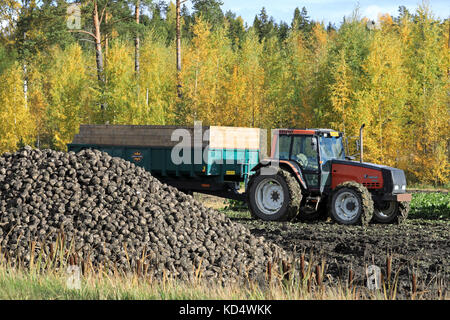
[305, 196, 321, 211]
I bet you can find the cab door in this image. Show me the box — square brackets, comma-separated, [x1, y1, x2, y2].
[318, 134, 346, 192]
[290, 135, 320, 190]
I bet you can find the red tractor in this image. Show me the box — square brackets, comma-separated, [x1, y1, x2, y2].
[247, 125, 412, 225]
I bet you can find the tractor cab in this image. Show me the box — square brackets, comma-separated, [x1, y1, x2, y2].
[272, 128, 346, 193]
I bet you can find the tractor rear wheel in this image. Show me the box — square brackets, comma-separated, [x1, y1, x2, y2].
[373, 201, 409, 224]
[329, 181, 374, 226]
[247, 168, 302, 221]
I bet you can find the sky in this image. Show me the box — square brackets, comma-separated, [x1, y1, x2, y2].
[207, 0, 450, 26]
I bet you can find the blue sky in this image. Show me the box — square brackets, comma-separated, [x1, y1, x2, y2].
[206, 0, 450, 26]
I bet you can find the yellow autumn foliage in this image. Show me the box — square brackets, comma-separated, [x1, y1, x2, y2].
[0, 62, 35, 153]
[0, 6, 448, 184]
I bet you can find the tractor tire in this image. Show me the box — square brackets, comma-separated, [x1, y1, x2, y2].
[328, 181, 374, 226]
[247, 168, 302, 221]
[373, 200, 409, 224]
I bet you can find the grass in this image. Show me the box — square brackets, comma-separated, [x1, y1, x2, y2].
[219, 208, 251, 219]
[0, 266, 346, 300]
[0, 246, 363, 300]
[0, 234, 447, 300]
[2, 257, 435, 300]
[0, 232, 353, 300]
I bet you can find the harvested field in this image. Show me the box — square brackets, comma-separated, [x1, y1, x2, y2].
[232, 214, 449, 298]
[196, 193, 449, 298]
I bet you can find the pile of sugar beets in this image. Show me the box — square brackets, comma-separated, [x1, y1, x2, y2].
[0, 147, 288, 282]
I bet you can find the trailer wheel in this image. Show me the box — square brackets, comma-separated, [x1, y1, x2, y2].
[373, 201, 409, 224]
[329, 181, 374, 226]
[247, 168, 301, 221]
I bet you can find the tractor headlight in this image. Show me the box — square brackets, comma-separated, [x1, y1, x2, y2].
[394, 185, 399, 191]
[402, 185, 406, 191]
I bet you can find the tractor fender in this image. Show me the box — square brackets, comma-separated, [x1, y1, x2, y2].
[251, 159, 307, 190]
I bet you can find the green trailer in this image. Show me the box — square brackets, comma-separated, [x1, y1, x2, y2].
[67, 125, 266, 200]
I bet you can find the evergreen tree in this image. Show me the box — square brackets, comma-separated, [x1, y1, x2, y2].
[292, 6, 312, 33]
[181, 3, 194, 40]
[395, 5, 411, 23]
[224, 10, 245, 49]
[253, 7, 275, 41]
[277, 21, 289, 42]
[149, 1, 168, 39]
[326, 22, 337, 33]
[192, 0, 224, 28]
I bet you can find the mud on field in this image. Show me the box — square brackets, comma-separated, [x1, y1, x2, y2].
[233, 216, 449, 298]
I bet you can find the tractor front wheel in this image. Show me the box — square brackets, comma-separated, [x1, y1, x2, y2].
[373, 201, 409, 224]
[329, 181, 374, 226]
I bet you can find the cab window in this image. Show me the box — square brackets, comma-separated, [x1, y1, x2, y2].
[274, 135, 291, 160]
[290, 136, 319, 171]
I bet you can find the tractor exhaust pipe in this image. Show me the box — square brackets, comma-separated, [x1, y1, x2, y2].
[359, 124, 365, 163]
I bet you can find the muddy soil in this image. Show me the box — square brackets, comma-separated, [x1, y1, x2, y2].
[233, 216, 449, 298]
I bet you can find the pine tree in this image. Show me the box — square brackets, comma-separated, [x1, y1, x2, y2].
[192, 0, 224, 28]
[292, 7, 312, 33]
[224, 11, 245, 49]
[253, 7, 275, 41]
[0, 2, 447, 185]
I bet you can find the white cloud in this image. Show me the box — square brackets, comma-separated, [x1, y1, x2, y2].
[362, 4, 397, 21]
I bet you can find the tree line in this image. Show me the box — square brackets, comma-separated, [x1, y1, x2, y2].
[0, 1, 449, 185]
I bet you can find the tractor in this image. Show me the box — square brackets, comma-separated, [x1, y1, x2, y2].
[247, 125, 412, 225]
